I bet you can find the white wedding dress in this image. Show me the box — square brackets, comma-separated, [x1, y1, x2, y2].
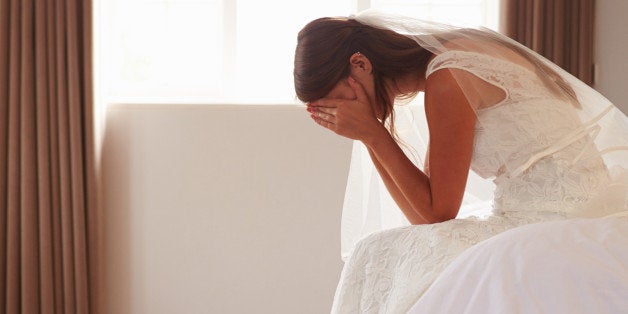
[330, 50, 624, 313]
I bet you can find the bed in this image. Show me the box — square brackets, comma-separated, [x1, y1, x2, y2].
[407, 212, 628, 313]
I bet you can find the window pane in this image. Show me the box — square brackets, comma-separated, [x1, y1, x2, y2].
[371, 0, 490, 27]
[233, 0, 352, 103]
[105, 0, 223, 103]
[98, 0, 499, 104]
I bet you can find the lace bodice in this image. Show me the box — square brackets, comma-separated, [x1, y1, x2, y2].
[427, 51, 610, 214]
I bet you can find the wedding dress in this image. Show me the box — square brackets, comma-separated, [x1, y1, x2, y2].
[330, 48, 627, 313]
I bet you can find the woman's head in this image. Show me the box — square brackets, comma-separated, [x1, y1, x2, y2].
[294, 17, 432, 123]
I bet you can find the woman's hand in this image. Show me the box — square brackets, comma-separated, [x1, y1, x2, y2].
[307, 77, 386, 142]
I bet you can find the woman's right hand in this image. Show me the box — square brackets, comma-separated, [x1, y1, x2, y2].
[307, 77, 387, 143]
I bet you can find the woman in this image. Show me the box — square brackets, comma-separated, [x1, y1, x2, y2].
[294, 11, 628, 313]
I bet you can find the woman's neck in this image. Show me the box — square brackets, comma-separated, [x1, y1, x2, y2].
[387, 74, 425, 98]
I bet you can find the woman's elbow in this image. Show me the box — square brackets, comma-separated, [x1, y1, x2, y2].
[409, 206, 458, 225]
[427, 206, 458, 223]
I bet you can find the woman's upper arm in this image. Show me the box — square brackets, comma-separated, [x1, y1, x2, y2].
[423, 68, 479, 221]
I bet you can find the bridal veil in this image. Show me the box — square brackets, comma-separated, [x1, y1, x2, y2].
[340, 10, 628, 260]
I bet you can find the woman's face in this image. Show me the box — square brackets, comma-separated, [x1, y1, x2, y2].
[324, 78, 358, 100]
[319, 53, 380, 111]
[322, 75, 383, 119]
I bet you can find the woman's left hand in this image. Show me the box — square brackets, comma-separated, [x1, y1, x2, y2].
[307, 77, 386, 142]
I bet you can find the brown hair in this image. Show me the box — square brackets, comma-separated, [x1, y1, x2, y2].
[294, 17, 433, 134]
[294, 18, 579, 137]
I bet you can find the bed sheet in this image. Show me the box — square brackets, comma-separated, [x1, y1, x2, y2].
[407, 213, 628, 314]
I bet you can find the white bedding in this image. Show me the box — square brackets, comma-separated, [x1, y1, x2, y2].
[331, 211, 572, 313]
[408, 213, 628, 314]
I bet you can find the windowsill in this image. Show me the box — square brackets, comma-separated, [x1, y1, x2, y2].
[105, 103, 307, 110]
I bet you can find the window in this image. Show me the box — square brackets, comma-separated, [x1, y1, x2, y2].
[95, 0, 499, 105]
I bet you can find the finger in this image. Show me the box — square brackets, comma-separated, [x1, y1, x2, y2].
[312, 111, 335, 122]
[348, 77, 369, 104]
[314, 107, 337, 115]
[311, 114, 336, 127]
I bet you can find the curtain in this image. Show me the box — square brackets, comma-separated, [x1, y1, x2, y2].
[500, 0, 595, 85]
[0, 0, 100, 313]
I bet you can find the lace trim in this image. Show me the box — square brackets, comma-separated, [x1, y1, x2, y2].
[426, 50, 554, 106]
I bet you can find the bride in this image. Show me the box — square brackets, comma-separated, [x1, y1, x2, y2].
[294, 10, 628, 313]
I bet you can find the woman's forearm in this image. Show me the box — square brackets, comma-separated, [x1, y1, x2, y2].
[362, 126, 443, 224]
[366, 147, 430, 224]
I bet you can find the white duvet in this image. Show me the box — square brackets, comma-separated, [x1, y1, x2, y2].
[408, 213, 628, 314]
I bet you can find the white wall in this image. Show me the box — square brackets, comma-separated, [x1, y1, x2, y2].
[100, 3, 628, 313]
[595, 0, 628, 114]
[102, 105, 350, 313]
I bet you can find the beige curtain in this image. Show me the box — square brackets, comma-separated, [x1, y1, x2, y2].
[500, 0, 595, 85]
[0, 0, 100, 313]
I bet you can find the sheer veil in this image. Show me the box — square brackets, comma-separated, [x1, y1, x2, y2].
[340, 10, 628, 260]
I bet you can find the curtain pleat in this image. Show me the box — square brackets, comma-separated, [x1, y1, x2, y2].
[0, 0, 8, 310]
[46, 0, 65, 312]
[501, 0, 595, 85]
[34, 0, 54, 312]
[0, 0, 96, 313]
[6, 1, 22, 314]
[551, 0, 564, 67]
[20, 0, 40, 311]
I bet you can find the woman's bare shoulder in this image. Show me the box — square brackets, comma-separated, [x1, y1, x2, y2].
[426, 63, 506, 110]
